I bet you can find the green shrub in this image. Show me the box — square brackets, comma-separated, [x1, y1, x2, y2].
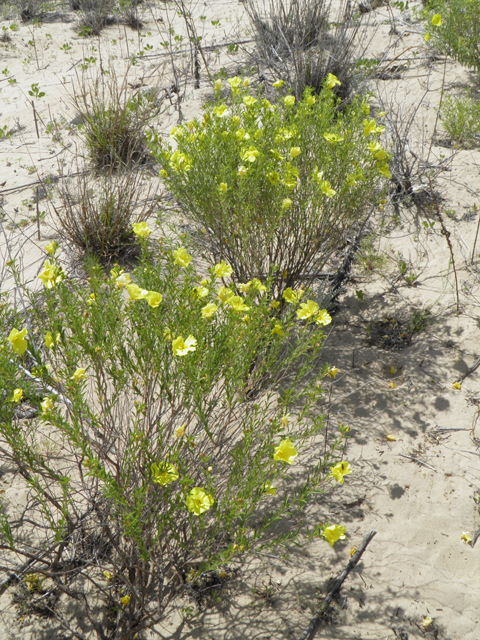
[0, 242, 350, 639]
[424, 2, 480, 72]
[246, 0, 372, 100]
[48, 168, 156, 260]
[441, 92, 480, 146]
[72, 69, 160, 169]
[148, 79, 389, 299]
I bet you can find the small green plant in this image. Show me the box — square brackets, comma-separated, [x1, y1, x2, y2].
[0, 125, 12, 139]
[424, 1, 480, 71]
[441, 92, 480, 146]
[0, 241, 350, 639]
[60, 42, 72, 51]
[80, 55, 97, 70]
[71, 67, 161, 169]
[28, 83, 45, 99]
[49, 167, 156, 260]
[148, 79, 389, 298]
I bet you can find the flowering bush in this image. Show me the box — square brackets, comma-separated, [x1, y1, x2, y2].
[0, 240, 350, 639]
[148, 77, 389, 299]
[423, 4, 480, 71]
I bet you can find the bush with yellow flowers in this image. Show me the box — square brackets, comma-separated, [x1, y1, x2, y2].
[0, 237, 351, 640]
[148, 75, 389, 300]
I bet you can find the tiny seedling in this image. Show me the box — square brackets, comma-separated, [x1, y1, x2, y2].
[28, 83, 45, 99]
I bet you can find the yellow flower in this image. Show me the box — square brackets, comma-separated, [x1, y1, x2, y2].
[228, 296, 250, 312]
[202, 303, 218, 318]
[273, 79, 284, 88]
[323, 524, 346, 547]
[281, 198, 293, 210]
[452, 381, 461, 390]
[388, 382, 396, 389]
[151, 461, 179, 486]
[251, 278, 266, 292]
[217, 286, 233, 303]
[284, 95, 295, 107]
[214, 104, 229, 118]
[41, 397, 54, 413]
[146, 291, 162, 308]
[280, 414, 290, 427]
[87, 293, 96, 306]
[267, 171, 280, 185]
[320, 181, 336, 198]
[132, 221, 152, 238]
[290, 146, 301, 158]
[238, 281, 252, 293]
[186, 487, 214, 515]
[424, 32, 430, 42]
[160, 169, 168, 178]
[8, 328, 28, 356]
[172, 335, 197, 356]
[297, 299, 319, 320]
[461, 531, 472, 545]
[38, 261, 63, 289]
[115, 272, 132, 288]
[283, 287, 302, 304]
[243, 96, 257, 107]
[214, 79, 222, 91]
[323, 133, 344, 144]
[218, 182, 228, 195]
[316, 309, 332, 326]
[44, 241, 57, 256]
[270, 300, 280, 309]
[214, 260, 233, 278]
[271, 323, 284, 336]
[175, 424, 186, 438]
[263, 481, 276, 496]
[12, 388, 23, 403]
[306, 95, 316, 106]
[227, 76, 242, 91]
[169, 150, 191, 172]
[71, 368, 87, 383]
[194, 285, 209, 299]
[386, 434, 396, 441]
[45, 331, 60, 348]
[241, 146, 260, 163]
[363, 118, 385, 137]
[420, 617, 433, 630]
[238, 165, 248, 177]
[120, 595, 130, 607]
[432, 14, 442, 26]
[329, 461, 352, 485]
[328, 366, 338, 378]
[173, 247, 192, 268]
[325, 73, 341, 89]
[273, 438, 298, 464]
[103, 570, 113, 581]
[126, 284, 149, 301]
[377, 162, 392, 179]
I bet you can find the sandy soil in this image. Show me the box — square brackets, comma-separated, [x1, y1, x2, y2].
[0, 0, 479, 638]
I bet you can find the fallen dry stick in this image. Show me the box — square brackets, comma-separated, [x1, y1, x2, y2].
[299, 528, 377, 640]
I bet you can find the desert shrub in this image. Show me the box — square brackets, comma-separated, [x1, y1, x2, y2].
[148, 79, 389, 298]
[441, 92, 480, 146]
[18, 0, 43, 21]
[75, 0, 115, 35]
[424, 2, 480, 72]
[246, 0, 372, 100]
[48, 168, 156, 260]
[0, 241, 350, 640]
[71, 69, 160, 169]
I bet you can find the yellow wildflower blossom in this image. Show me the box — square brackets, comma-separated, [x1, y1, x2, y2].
[329, 461, 352, 485]
[71, 368, 87, 383]
[263, 481, 276, 496]
[290, 146, 301, 158]
[120, 595, 130, 607]
[175, 424, 186, 438]
[271, 323, 284, 336]
[316, 309, 332, 326]
[44, 241, 57, 256]
[323, 133, 344, 144]
[132, 222, 152, 238]
[38, 261, 63, 289]
[41, 397, 54, 413]
[115, 272, 132, 288]
[194, 286, 209, 299]
[214, 260, 233, 278]
[201, 303, 218, 318]
[12, 388, 23, 403]
[323, 524, 346, 547]
[325, 73, 341, 89]
[217, 286, 233, 303]
[461, 531, 472, 545]
[241, 146, 260, 163]
[243, 96, 257, 107]
[8, 328, 28, 356]
[172, 335, 197, 356]
[320, 180, 336, 198]
[273, 79, 284, 88]
[173, 247, 192, 268]
[186, 487, 214, 515]
[284, 95, 295, 107]
[432, 14, 442, 26]
[297, 299, 319, 321]
[151, 461, 179, 486]
[328, 366, 338, 378]
[273, 438, 298, 464]
[283, 287, 302, 304]
[228, 296, 250, 312]
[126, 284, 149, 301]
[281, 198, 293, 210]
